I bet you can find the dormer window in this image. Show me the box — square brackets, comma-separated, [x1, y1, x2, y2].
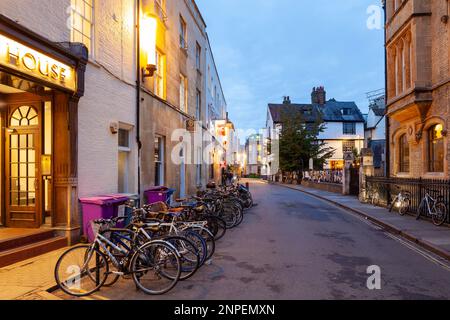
[342, 108, 352, 116]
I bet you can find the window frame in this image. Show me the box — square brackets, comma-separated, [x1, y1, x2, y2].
[71, 0, 94, 58]
[179, 15, 187, 50]
[398, 133, 410, 173]
[154, 49, 166, 99]
[195, 42, 201, 70]
[428, 125, 445, 173]
[179, 74, 188, 112]
[343, 122, 356, 135]
[154, 135, 165, 186]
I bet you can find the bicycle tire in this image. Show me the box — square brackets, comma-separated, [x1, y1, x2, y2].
[55, 245, 109, 297]
[130, 241, 181, 295]
[164, 236, 200, 281]
[432, 202, 447, 226]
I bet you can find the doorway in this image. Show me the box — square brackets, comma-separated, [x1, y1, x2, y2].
[5, 104, 42, 228]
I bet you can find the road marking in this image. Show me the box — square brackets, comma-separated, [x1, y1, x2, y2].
[386, 233, 450, 272]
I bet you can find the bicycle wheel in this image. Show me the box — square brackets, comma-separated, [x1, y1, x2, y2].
[164, 236, 200, 281]
[432, 202, 447, 226]
[185, 226, 215, 262]
[207, 215, 226, 241]
[221, 206, 238, 229]
[130, 241, 181, 295]
[399, 197, 410, 216]
[55, 245, 109, 297]
[389, 196, 399, 213]
[182, 230, 207, 266]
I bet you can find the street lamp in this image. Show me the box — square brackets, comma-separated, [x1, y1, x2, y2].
[140, 13, 157, 79]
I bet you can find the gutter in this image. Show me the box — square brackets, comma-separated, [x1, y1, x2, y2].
[136, 0, 142, 195]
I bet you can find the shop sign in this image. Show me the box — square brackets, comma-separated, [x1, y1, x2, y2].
[0, 34, 76, 92]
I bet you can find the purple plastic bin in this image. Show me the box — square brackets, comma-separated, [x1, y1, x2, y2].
[80, 196, 129, 242]
[144, 187, 170, 205]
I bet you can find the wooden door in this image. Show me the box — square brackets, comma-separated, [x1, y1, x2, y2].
[5, 104, 42, 228]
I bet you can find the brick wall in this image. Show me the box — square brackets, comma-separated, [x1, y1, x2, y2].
[386, 0, 450, 178]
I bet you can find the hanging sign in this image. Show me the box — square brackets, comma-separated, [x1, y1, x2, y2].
[0, 34, 76, 92]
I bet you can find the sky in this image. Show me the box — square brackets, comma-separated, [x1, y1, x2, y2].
[196, 0, 385, 136]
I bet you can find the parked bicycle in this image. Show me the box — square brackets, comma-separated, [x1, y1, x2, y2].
[416, 189, 448, 226]
[55, 183, 255, 297]
[54, 216, 182, 297]
[389, 185, 411, 216]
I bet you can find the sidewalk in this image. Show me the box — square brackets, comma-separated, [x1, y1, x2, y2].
[274, 182, 450, 261]
[0, 247, 68, 300]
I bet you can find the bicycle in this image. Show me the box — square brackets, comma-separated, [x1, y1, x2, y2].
[366, 184, 380, 206]
[54, 217, 181, 297]
[389, 185, 411, 216]
[416, 189, 448, 226]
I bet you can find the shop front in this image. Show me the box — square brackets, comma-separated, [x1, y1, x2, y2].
[0, 15, 87, 244]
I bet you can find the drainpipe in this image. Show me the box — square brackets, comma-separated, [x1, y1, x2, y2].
[136, 0, 142, 195]
[383, 0, 390, 178]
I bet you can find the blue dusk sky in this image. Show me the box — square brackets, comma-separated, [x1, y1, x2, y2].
[196, 0, 385, 136]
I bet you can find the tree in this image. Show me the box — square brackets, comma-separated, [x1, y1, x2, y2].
[278, 108, 335, 174]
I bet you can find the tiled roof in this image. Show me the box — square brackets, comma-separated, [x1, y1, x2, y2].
[269, 100, 365, 123]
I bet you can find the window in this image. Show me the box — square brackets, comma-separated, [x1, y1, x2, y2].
[399, 134, 410, 173]
[118, 128, 131, 193]
[343, 140, 355, 153]
[342, 108, 352, 116]
[343, 123, 356, 135]
[155, 136, 165, 186]
[71, 0, 94, 55]
[179, 16, 187, 49]
[10, 106, 38, 126]
[154, 50, 165, 99]
[196, 89, 201, 120]
[428, 125, 444, 173]
[180, 74, 188, 112]
[196, 42, 201, 70]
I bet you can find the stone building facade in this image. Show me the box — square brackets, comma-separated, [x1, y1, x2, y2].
[0, 0, 228, 265]
[386, 0, 450, 178]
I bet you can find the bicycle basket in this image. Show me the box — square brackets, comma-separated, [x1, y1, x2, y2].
[90, 220, 115, 238]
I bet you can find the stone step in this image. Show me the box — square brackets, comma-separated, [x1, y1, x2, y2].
[0, 229, 55, 252]
[0, 236, 67, 268]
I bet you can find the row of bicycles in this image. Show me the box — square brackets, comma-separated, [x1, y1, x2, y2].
[54, 183, 254, 297]
[367, 184, 448, 226]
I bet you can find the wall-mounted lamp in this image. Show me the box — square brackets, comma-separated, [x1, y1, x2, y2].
[41, 155, 52, 176]
[141, 14, 158, 79]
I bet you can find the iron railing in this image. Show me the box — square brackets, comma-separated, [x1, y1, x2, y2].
[365, 176, 450, 224]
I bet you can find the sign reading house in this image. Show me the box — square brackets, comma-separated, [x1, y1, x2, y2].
[0, 34, 76, 92]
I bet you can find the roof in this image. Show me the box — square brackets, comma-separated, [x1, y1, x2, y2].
[371, 107, 386, 117]
[268, 104, 319, 123]
[268, 100, 365, 124]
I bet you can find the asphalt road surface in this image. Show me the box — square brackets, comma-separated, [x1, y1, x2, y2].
[56, 181, 450, 300]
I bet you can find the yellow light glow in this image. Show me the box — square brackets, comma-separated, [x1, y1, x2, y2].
[435, 124, 444, 139]
[140, 14, 157, 67]
[0, 34, 76, 91]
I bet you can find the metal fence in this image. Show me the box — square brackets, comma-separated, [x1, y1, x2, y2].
[365, 176, 450, 224]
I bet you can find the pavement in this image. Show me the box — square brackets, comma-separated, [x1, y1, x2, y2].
[0, 247, 68, 300]
[274, 182, 450, 261]
[51, 180, 450, 300]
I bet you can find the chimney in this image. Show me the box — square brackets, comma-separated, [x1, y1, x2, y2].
[283, 96, 291, 104]
[311, 86, 326, 105]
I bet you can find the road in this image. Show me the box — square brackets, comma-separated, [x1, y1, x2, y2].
[56, 181, 450, 300]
